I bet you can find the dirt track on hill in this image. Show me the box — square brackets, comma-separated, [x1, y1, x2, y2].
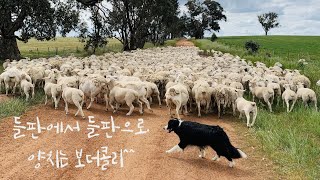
[175, 39, 195, 47]
[0, 40, 277, 180]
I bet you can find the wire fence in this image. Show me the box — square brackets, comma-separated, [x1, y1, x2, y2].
[21, 44, 123, 59]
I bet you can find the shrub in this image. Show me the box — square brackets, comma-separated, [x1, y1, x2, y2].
[210, 33, 218, 42]
[245, 40, 260, 53]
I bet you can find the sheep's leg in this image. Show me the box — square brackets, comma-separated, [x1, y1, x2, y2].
[183, 105, 188, 115]
[5, 83, 9, 96]
[64, 101, 69, 115]
[25, 90, 29, 101]
[217, 103, 221, 118]
[289, 99, 296, 112]
[245, 111, 251, 128]
[138, 100, 143, 114]
[126, 101, 134, 116]
[87, 96, 95, 110]
[13, 82, 18, 94]
[45, 95, 48, 105]
[109, 99, 116, 113]
[314, 99, 318, 111]
[264, 97, 273, 112]
[104, 94, 109, 111]
[53, 96, 59, 109]
[197, 101, 201, 117]
[205, 101, 210, 114]
[303, 100, 308, 108]
[74, 101, 85, 118]
[251, 111, 257, 127]
[176, 103, 181, 119]
[157, 94, 162, 106]
[285, 100, 290, 113]
[31, 87, 35, 99]
[115, 103, 120, 112]
[168, 106, 173, 118]
[140, 97, 153, 113]
[149, 96, 153, 105]
[232, 102, 236, 116]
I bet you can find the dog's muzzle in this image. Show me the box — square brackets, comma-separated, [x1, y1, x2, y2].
[163, 125, 173, 133]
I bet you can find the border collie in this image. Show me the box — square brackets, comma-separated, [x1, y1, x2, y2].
[164, 118, 247, 167]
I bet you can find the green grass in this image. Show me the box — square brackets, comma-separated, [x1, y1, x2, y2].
[17, 37, 123, 59]
[0, 90, 45, 119]
[17, 38, 178, 59]
[192, 37, 320, 179]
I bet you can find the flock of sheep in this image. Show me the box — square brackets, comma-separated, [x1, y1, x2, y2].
[0, 46, 318, 127]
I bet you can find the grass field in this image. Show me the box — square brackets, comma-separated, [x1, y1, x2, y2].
[17, 37, 123, 59]
[192, 37, 320, 179]
[16, 38, 178, 59]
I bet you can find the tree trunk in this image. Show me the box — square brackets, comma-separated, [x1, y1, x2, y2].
[265, 31, 268, 36]
[0, 36, 21, 60]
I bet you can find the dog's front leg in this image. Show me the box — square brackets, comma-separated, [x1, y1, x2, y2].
[166, 145, 183, 153]
[199, 148, 206, 158]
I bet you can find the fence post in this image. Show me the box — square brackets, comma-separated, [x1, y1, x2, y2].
[37, 48, 39, 57]
[55, 47, 58, 55]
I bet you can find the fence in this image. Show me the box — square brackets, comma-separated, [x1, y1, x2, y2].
[21, 44, 123, 59]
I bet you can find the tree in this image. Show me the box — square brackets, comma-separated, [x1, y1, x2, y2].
[184, 0, 226, 39]
[79, 7, 109, 54]
[258, 12, 280, 36]
[106, 0, 179, 51]
[0, 0, 79, 60]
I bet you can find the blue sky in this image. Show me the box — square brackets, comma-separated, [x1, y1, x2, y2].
[179, 0, 320, 36]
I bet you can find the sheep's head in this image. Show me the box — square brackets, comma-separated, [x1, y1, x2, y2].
[234, 89, 245, 98]
[283, 84, 291, 90]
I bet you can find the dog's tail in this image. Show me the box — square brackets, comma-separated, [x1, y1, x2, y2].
[215, 126, 248, 159]
[228, 146, 248, 159]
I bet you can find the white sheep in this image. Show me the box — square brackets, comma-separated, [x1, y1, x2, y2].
[108, 86, 143, 116]
[233, 89, 257, 128]
[2, 68, 21, 95]
[44, 77, 63, 109]
[250, 82, 274, 112]
[62, 86, 85, 118]
[282, 84, 297, 112]
[20, 74, 35, 101]
[145, 81, 162, 106]
[192, 81, 212, 117]
[79, 77, 107, 110]
[267, 81, 281, 105]
[296, 83, 317, 111]
[165, 84, 189, 119]
[316, 80, 320, 87]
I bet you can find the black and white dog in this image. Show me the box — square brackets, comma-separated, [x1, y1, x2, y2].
[164, 118, 247, 167]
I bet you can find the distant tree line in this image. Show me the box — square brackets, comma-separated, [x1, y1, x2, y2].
[0, 0, 227, 59]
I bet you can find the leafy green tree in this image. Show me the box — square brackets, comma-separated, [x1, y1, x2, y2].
[184, 0, 226, 39]
[78, 7, 109, 54]
[0, 0, 80, 60]
[258, 12, 280, 36]
[105, 0, 180, 51]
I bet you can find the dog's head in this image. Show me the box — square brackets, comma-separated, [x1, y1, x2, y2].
[163, 118, 181, 133]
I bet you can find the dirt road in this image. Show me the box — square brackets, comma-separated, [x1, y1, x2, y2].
[0, 101, 276, 180]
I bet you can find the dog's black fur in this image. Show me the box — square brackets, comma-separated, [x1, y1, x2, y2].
[165, 118, 246, 162]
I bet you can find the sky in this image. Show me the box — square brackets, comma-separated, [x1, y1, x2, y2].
[179, 0, 320, 36]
